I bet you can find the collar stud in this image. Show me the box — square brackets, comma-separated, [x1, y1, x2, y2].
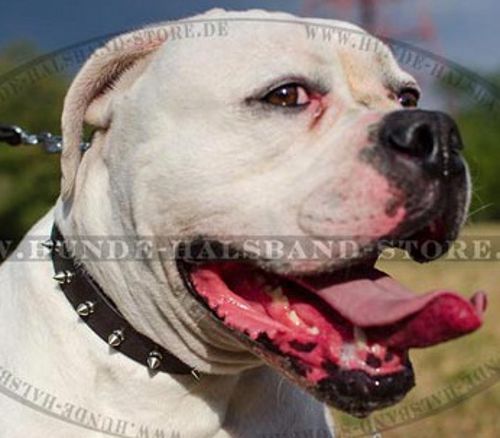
[42, 239, 62, 252]
[76, 301, 95, 317]
[108, 329, 125, 347]
[147, 351, 163, 370]
[53, 270, 75, 285]
[50, 225, 194, 375]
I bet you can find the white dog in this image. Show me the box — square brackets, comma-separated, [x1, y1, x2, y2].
[0, 8, 486, 437]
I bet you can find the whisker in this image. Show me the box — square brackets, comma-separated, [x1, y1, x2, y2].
[466, 203, 494, 222]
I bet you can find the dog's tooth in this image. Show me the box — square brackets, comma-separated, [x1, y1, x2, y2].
[354, 326, 367, 348]
[371, 343, 382, 355]
[307, 326, 320, 335]
[272, 286, 284, 297]
[288, 310, 301, 326]
[267, 286, 289, 304]
[340, 343, 356, 364]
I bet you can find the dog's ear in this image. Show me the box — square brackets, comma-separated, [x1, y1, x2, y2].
[60, 29, 165, 200]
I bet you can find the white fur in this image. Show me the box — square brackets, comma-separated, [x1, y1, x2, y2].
[0, 8, 423, 436]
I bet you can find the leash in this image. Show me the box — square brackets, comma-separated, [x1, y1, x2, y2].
[0, 124, 90, 153]
[2, 123, 199, 378]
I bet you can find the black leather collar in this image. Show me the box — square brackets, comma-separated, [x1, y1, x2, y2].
[48, 225, 197, 377]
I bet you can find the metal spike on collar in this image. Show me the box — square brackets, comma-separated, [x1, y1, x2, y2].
[147, 351, 163, 370]
[108, 329, 125, 348]
[42, 239, 62, 252]
[53, 270, 75, 285]
[76, 301, 95, 317]
[41, 239, 55, 250]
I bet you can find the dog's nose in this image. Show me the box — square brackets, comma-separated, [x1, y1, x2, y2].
[378, 110, 464, 177]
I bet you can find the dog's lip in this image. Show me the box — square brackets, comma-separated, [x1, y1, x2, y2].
[176, 258, 414, 417]
[176, 254, 486, 417]
[315, 360, 415, 417]
[178, 204, 458, 271]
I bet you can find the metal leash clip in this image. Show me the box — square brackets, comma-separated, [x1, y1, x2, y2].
[0, 124, 90, 154]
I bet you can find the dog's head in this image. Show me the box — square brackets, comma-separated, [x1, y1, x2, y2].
[58, 9, 485, 417]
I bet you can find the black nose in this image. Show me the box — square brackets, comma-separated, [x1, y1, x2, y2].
[378, 110, 464, 177]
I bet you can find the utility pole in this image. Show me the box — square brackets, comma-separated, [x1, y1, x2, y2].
[359, 0, 376, 32]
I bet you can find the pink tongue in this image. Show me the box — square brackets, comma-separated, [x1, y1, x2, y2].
[297, 269, 487, 349]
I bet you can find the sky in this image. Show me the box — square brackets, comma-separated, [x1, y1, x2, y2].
[0, 0, 498, 74]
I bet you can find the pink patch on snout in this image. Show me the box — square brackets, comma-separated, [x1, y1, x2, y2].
[299, 157, 406, 239]
[337, 168, 406, 237]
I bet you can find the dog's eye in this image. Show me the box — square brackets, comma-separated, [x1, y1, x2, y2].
[398, 88, 420, 108]
[262, 84, 311, 107]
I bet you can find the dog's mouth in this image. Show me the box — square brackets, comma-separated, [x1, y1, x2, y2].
[176, 228, 486, 418]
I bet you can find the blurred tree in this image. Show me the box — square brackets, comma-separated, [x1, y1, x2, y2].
[455, 75, 500, 222]
[0, 42, 67, 248]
